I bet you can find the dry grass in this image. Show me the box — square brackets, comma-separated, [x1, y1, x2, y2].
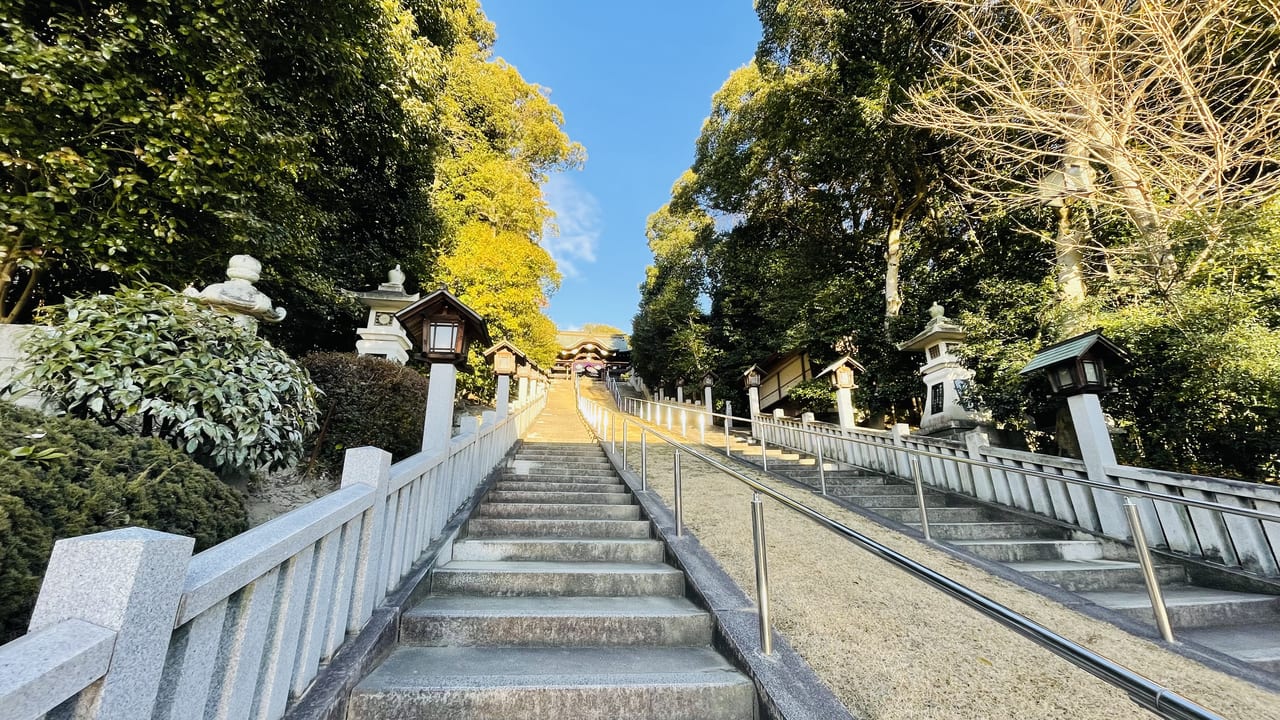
[589, 389, 1280, 719]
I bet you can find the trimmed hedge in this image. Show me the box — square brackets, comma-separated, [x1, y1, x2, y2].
[0, 402, 247, 641]
[302, 353, 430, 470]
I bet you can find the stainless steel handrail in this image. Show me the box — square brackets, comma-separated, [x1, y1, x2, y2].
[621, 396, 1280, 525]
[580, 395, 1223, 720]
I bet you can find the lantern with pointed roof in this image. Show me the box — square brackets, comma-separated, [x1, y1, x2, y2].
[484, 340, 527, 377]
[742, 364, 763, 389]
[816, 355, 865, 390]
[702, 370, 718, 388]
[395, 286, 490, 365]
[1019, 329, 1129, 397]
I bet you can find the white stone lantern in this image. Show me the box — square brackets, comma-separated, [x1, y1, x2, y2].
[347, 266, 419, 364]
[816, 355, 865, 429]
[897, 302, 985, 438]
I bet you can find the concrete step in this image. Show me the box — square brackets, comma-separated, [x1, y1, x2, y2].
[452, 538, 665, 563]
[466, 518, 651, 539]
[477, 502, 641, 521]
[510, 459, 615, 473]
[952, 539, 1104, 563]
[431, 561, 685, 597]
[348, 646, 755, 720]
[839, 493, 951, 509]
[519, 443, 606, 453]
[1180, 623, 1280, 674]
[401, 596, 711, 646]
[1080, 587, 1280, 628]
[487, 490, 634, 506]
[823, 476, 898, 489]
[873, 506, 996, 524]
[502, 471, 620, 484]
[517, 447, 608, 458]
[1007, 559, 1186, 592]
[506, 456, 611, 468]
[815, 484, 918, 496]
[496, 480, 628, 494]
[910, 521, 1068, 541]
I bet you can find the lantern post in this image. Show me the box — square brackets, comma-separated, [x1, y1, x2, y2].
[395, 287, 490, 454]
[742, 365, 763, 438]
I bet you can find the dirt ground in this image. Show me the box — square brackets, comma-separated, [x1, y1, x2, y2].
[585, 385, 1280, 720]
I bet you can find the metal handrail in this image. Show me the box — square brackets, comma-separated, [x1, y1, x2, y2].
[621, 396, 1280, 525]
[579, 394, 1223, 720]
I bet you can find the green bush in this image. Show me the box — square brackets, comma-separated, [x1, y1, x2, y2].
[0, 402, 247, 641]
[302, 353, 430, 470]
[1098, 292, 1280, 481]
[21, 285, 320, 477]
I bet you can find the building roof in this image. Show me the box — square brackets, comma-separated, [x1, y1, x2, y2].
[556, 330, 630, 354]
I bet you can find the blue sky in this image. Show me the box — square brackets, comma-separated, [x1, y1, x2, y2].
[479, 1, 762, 334]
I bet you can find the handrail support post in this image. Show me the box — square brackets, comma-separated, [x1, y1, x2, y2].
[1125, 500, 1176, 643]
[751, 492, 773, 655]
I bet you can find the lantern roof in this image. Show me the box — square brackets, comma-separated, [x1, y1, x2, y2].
[394, 287, 490, 350]
[741, 364, 763, 378]
[815, 355, 866, 380]
[1019, 329, 1129, 376]
[898, 302, 967, 352]
[483, 340, 528, 364]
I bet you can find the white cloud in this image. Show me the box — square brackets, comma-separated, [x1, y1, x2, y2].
[542, 173, 602, 278]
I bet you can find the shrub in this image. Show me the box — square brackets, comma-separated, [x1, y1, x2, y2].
[0, 402, 247, 641]
[20, 285, 320, 477]
[302, 353, 430, 470]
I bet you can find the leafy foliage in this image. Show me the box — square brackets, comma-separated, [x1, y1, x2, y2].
[301, 352, 430, 471]
[21, 286, 319, 477]
[0, 401, 246, 641]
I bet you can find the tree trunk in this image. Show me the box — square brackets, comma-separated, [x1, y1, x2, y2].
[884, 217, 904, 320]
[1055, 205, 1087, 304]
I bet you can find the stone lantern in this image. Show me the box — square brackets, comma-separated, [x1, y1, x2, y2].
[897, 302, 984, 438]
[182, 255, 285, 333]
[816, 355, 865, 429]
[701, 370, 718, 411]
[484, 340, 527, 418]
[346, 266, 419, 364]
[396, 287, 490, 452]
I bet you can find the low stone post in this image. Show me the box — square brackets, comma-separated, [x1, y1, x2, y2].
[341, 447, 393, 628]
[891, 423, 912, 478]
[29, 528, 194, 719]
[964, 430, 996, 502]
[422, 363, 457, 454]
[518, 375, 530, 403]
[676, 385, 684, 404]
[725, 401, 734, 433]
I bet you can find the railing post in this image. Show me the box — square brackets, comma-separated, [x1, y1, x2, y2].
[29, 528, 193, 719]
[750, 493, 772, 655]
[891, 423, 912, 478]
[699, 413, 706, 445]
[725, 401, 733, 433]
[641, 428, 648, 492]
[1125, 501, 1175, 643]
[341, 446, 393, 629]
[817, 440, 827, 496]
[910, 454, 933, 542]
[761, 437, 769, 472]
[622, 419, 629, 467]
[674, 448, 684, 537]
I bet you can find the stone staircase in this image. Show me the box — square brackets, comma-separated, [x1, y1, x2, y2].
[724, 433, 1280, 679]
[347, 440, 757, 720]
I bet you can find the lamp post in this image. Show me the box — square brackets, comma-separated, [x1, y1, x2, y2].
[702, 370, 718, 418]
[484, 341, 526, 419]
[1020, 329, 1131, 537]
[676, 376, 686, 404]
[817, 356, 864, 430]
[396, 287, 490, 453]
[742, 364, 763, 438]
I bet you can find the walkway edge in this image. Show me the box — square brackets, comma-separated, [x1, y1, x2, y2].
[599, 442, 857, 720]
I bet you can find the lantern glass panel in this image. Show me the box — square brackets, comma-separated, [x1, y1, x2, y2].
[429, 321, 459, 354]
[495, 350, 516, 375]
[835, 366, 854, 388]
[1051, 366, 1074, 392]
[1082, 359, 1101, 384]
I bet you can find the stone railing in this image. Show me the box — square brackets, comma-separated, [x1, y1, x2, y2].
[0, 390, 546, 720]
[751, 413, 1280, 581]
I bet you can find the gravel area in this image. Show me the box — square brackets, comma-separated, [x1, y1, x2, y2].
[590, 389, 1280, 719]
